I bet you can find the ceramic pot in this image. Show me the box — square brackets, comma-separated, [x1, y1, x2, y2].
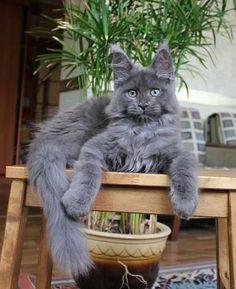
[76, 222, 171, 289]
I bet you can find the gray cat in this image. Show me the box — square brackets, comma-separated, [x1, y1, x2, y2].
[27, 43, 198, 278]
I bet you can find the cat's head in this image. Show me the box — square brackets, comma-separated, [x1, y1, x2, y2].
[106, 43, 179, 123]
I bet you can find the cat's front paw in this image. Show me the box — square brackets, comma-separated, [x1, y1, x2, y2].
[170, 188, 198, 218]
[61, 189, 91, 220]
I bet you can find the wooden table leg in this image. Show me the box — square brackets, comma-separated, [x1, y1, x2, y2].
[229, 191, 236, 289]
[36, 217, 53, 289]
[0, 180, 27, 289]
[169, 215, 181, 241]
[216, 218, 230, 289]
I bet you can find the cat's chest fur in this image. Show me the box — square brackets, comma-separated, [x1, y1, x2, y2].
[106, 122, 159, 173]
[119, 125, 156, 151]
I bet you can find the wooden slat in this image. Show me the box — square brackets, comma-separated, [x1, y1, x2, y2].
[5, 165, 236, 190]
[36, 218, 53, 289]
[25, 185, 228, 218]
[6, 165, 36, 179]
[94, 187, 228, 217]
[216, 218, 231, 289]
[0, 180, 27, 289]
[229, 191, 236, 288]
[5, 166, 236, 190]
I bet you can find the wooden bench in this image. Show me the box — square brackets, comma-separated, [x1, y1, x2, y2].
[0, 165, 236, 289]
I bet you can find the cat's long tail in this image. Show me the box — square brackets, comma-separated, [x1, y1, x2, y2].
[27, 143, 93, 277]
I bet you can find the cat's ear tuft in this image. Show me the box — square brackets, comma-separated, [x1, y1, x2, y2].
[151, 42, 174, 80]
[111, 45, 133, 86]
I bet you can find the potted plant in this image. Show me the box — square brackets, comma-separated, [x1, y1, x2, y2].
[77, 212, 171, 289]
[33, 0, 235, 95]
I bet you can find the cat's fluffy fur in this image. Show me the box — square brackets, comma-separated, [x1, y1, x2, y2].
[27, 43, 198, 278]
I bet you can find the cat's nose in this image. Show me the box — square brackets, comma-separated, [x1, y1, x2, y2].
[138, 104, 148, 111]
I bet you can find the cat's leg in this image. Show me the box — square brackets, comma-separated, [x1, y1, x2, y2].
[61, 139, 105, 219]
[167, 150, 199, 218]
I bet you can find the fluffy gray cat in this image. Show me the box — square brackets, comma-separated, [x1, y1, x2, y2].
[27, 43, 198, 278]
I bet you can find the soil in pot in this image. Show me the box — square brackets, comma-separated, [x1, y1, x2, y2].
[76, 258, 159, 289]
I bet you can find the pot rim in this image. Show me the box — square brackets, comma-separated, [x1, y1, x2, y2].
[85, 222, 171, 240]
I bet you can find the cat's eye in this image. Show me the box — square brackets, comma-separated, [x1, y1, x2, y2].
[128, 89, 137, 98]
[150, 88, 161, 97]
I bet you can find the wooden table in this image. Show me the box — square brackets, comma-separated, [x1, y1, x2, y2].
[0, 165, 236, 289]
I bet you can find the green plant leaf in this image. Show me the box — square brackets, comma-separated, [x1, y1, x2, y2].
[32, 0, 235, 95]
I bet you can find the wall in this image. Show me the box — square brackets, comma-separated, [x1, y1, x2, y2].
[180, 7, 236, 100]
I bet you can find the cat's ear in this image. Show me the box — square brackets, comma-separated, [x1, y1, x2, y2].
[111, 45, 133, 86]
[151, 42, 174, 80]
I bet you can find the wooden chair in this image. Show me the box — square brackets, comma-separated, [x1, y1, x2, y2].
[0, 165, 236, 289]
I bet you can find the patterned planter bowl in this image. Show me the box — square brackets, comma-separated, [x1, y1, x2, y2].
[76, 222, 171, 289]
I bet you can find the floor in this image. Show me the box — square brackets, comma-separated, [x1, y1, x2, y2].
[161, 220, 216, 266]
[0, 214, 216, 275]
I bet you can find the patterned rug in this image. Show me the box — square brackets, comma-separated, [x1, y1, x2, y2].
[18, 262, 216, 289]
[155, 263, 216, 289]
